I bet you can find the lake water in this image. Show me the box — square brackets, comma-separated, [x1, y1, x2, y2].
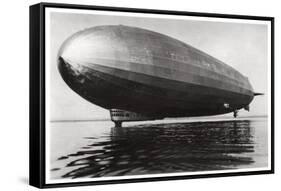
[49, 117, 268, 180]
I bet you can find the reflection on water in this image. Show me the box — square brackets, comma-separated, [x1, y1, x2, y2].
[50, 118, 268, 179]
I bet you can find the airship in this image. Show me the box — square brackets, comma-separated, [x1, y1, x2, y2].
[58, 25, 261, 127]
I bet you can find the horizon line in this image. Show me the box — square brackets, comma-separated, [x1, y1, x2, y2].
[50, 114, 268, 123]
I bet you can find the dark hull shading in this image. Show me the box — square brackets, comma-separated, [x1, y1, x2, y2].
[58, 58, 253, 118]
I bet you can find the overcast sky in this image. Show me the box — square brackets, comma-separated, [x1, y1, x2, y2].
[48, 10, 269, 121]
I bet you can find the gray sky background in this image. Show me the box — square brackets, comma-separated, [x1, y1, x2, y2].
[49, 11, 269, 120]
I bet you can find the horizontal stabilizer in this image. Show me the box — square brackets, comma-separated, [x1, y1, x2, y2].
[254, 92, 264, 96]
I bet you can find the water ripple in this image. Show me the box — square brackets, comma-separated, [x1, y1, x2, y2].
[54, 120, 258, 179]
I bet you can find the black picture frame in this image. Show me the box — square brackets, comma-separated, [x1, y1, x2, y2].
[30, 2, 274, 188]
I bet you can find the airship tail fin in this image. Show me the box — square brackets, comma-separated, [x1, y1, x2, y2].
[254, 92, 264, 96]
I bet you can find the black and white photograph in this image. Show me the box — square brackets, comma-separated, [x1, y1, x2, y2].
[30, 3, 274, 188]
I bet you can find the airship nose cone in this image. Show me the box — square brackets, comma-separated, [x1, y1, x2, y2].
[57, 26, 119, 94]
[57, 53, 88, 92]
[57, 56, 76, 86]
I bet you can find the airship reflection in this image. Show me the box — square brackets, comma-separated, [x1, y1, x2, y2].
[56, 120, 254, 179]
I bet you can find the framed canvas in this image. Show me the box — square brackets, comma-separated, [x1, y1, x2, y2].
[29, 2, 274, 188]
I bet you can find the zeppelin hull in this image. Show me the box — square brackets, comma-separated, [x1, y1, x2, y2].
[58, 25, 255, 119]
[58, 58, 253, 117]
